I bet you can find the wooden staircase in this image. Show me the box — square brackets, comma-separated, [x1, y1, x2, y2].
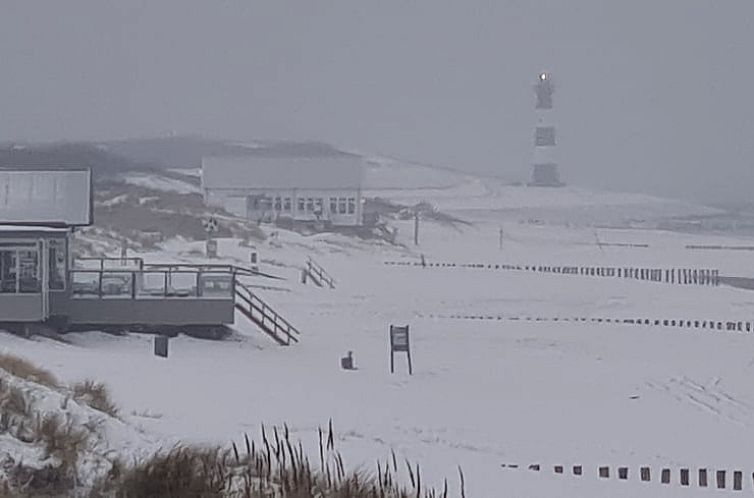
[304, 257, 335, 289]
[234, 282, 300, 346]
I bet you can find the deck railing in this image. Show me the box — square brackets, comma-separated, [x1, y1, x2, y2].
[74, 257, 145, 271]
[70, 268, 234, 299]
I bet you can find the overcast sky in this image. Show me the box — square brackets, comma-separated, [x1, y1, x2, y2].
[2, 1, 753, 203]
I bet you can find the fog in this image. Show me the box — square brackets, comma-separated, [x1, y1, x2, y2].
[2, 0, 753, 203]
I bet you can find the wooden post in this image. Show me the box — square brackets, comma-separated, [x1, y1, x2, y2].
[680, 468, 689, 485]
[154, 336, 169, 358]
[699, 468, 708, 487]
[640, 467, 651, 481]
[717, 470, 726, 489]
[414, 211, 420, 246]
[661, 468, 670, 484]
[407, 345, 413, 375]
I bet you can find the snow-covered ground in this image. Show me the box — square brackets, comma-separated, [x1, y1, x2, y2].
[4, 175, 754, 496]
[120, 171, 201, 194]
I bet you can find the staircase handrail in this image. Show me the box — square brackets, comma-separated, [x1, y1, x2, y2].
[235, 283, 300, 343]
[306, 257, 335, 288]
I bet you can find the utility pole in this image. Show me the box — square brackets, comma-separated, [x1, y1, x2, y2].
[413, 210, 420, 246]
[498, 227, 504, 250]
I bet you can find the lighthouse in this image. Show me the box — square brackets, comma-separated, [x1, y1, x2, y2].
[529, 72, 564, 187]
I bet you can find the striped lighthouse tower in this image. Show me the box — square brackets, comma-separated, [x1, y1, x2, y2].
[529, 72, 564, 187]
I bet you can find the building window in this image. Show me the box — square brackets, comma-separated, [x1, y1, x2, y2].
[283, 197, 292, 212]
[314, 198, 323, 215]
[329, 197, 337, 214]
[274, 197, 282, 211]
[338, 198, 347, 214]
[0, 250, 17, 293]
[0, 247, 40, 294]
[18, 250, 40, 293]
[49, 239, 66, 290]
[347, 197, 356, 215]
[306, 198, 314, 212]
[297, 198, 305, 213]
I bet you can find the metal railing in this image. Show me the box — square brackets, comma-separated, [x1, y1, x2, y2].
[75, 258, 283, 279]
[144, 263, 284, 280]
[70, 268, 235, 299]
[306, 257, 335, 289]
[75, 257, 145, 270]
[234, 283, 300, 344]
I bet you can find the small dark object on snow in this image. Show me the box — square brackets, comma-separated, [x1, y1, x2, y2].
[154, 336, 169, 358]
[341, 351, 354, 370]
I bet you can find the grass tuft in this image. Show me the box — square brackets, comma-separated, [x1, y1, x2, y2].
[33, 413, 90, 478]
[0, 353, 57, 388]
[72, 380, 119, 417]
[93, 423, 460, 498]
[91, 446, 227, 498]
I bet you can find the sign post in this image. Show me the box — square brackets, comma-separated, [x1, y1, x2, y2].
[203, 217, 219, 258]
[389, 325, 412, 375]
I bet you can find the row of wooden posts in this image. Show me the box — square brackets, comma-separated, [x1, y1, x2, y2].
[528, 265, 720, 286]
[505, 463, 748, 490]
[422, 313, 754, 334]
[385, 260, 722, 286]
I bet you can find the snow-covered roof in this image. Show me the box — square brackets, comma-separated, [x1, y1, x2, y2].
[0, 169, 92, 226]
[0, 225, 69, 232]
[201, 156, 363, 191]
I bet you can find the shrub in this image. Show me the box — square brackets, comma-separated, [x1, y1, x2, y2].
[7, 462, 72, 496]
[72, 380, 119, 418]
[33, 413, 89, 476]
[0, 380, 30, 419]
[94, 423, 459, 498]
[0, 354, 57, 388]
[92, 446, 227, 498]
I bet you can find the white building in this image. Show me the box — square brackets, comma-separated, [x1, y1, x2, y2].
[201, 155, 364, 226]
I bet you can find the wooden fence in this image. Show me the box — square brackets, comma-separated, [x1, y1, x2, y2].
[418, 313, 754, 334]
[385, 260, 721, 286]
[503, 462, 748, 491]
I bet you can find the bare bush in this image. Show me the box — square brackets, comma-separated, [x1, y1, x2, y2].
[0, 380, 30, 419]
[91, 446, 228, 498]
[72, 380, 119, 418]
[7, 462, 72, 496]
[33, 413, 89, 477]
[94, 422, 457, 498]
[0, 354, 58, 388]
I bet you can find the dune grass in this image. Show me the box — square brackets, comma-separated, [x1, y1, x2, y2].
[0, 353, 57, 389]
[72, 380, 119, 418]
[93, 421, 462, 498]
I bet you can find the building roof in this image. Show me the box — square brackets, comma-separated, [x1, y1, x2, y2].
[201, 155, 363, 191]
[0, 224, 70, 233]
[0, 169, 92, 227]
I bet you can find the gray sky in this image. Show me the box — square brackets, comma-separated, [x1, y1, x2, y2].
[2, 1, 753, 203]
